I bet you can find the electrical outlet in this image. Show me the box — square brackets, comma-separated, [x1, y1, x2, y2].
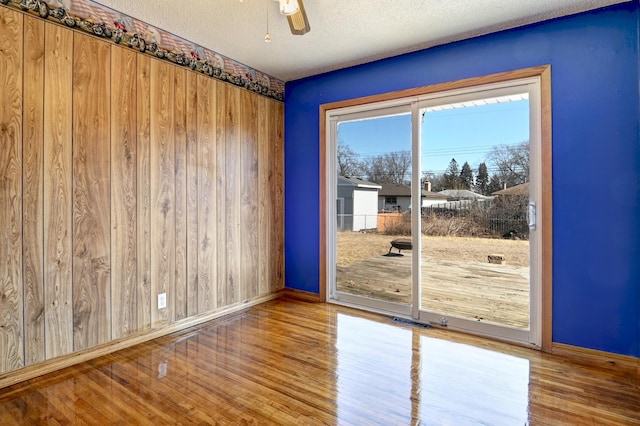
[158, 293, 167, 309]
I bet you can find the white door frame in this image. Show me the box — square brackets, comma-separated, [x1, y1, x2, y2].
[413, 80, 542, 347]
[327, 102, 414, 317]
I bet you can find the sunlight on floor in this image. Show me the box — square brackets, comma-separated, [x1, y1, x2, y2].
[335, 313, 529, 424]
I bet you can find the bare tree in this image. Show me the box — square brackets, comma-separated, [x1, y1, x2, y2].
[423, 172, 446, 192]
[337, 139, 364, 177]
[364, 150, 411, 184]
[488, 141, 529, 187]
[384, 150, 412, 184]
[430, 175, 447, 192]
[365, 155, 386, 183]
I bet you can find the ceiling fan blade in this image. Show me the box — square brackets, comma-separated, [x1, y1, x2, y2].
[287, 0, 310, 35]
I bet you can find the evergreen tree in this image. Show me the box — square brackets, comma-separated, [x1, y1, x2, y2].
[475, 162, 490, 195]
[487, 174, 503, 194]
[460, 161, 474, 190]
[443, 158, 461, 189]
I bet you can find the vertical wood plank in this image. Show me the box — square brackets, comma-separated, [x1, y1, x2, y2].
[23, 15, 45, 366]
[241, 91, 259, 299]
[196, 74, 217, 313]
[150, 59, 175, 326]
[225, 85, 241, 304]
[174, 67, 187, 321]
[72, 33, 111, 351]
[275, 102, 285, 290]
[215, 82, 227, 307]
[257, 96, 270, 296]
[185, 72, 199, 317]
[110, 45, 137, 338]
[270, 100, 285, 291]
[0, 7, 24, 373]
[0, 8, 285, 376]
[136, 55, 152, 331]
[276, 102, 285, 290]
[43, 21, 73, 358]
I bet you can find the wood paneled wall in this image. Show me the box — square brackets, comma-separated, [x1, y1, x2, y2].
[0, 8, 284, 376]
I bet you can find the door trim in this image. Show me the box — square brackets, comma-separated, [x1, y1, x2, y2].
[319, 65, 553, 351]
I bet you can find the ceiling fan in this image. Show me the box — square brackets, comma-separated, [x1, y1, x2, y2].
[277, 0, 310, 35]
[242, 0, 310, 40]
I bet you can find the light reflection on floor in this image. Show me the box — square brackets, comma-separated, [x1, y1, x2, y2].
[335, 312, 529, 425]
[6, 300, 603, 424]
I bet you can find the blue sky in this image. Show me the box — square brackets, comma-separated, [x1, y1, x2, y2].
[337, 100, 529, 176]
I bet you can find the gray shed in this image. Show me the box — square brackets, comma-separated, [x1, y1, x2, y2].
[337, 176, 382, 231]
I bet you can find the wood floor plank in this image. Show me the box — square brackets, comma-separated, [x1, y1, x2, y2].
[149, 59, 175, 326]
[43, 21, 73, 359]
[0, 299, 638, 425]
[22, 15, 45, 366]
[136, 55, 152, 331]
[185, 71, 199, 317]
[0, 6, 24, 374]
[72, 33, 112, 351]
[110, 45, 138, 338]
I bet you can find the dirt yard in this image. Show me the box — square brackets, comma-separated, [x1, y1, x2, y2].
[338, 232, 529, 267]
[336, 232, 531, 327]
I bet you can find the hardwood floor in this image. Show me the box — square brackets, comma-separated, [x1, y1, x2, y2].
[0, 298, 638, 425]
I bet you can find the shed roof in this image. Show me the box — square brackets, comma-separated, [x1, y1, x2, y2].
[338, 176, 382, 189]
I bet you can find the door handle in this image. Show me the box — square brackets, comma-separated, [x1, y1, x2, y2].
[529, 201, 536, 231]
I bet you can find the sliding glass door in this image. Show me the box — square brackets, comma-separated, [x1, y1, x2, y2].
[327, 77, 543, 347]
[329, 105, 413, 315]
[415, 85, 541, 344]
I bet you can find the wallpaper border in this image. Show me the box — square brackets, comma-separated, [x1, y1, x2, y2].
[1, 0, 285, 101]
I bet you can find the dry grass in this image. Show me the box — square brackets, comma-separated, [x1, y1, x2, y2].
[337, 231, 529, 267]
[382, 213, 528, 238]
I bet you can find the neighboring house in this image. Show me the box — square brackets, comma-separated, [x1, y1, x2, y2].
[492, 182, 529, 197]
[429, 189, 493, 209]
[337, 176, 381, 231]
[438, 189, 492, 201]
[378, 183, 449, 212]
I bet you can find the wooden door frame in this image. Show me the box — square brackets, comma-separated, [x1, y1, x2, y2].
[319, 65, 553, 352]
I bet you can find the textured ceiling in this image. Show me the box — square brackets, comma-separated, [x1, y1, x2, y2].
[93, 0, 630, 81]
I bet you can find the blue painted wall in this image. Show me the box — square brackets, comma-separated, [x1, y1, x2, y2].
[284, 3, 640, 357]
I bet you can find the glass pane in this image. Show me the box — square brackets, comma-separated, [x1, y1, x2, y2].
[335, 112, 412, 307]
[419, 95, 531, 329]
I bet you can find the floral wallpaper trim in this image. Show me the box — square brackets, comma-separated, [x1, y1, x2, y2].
[1, 0, 285, 101]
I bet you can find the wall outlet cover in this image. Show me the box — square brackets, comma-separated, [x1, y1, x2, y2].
[158, 293, 167, 309]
